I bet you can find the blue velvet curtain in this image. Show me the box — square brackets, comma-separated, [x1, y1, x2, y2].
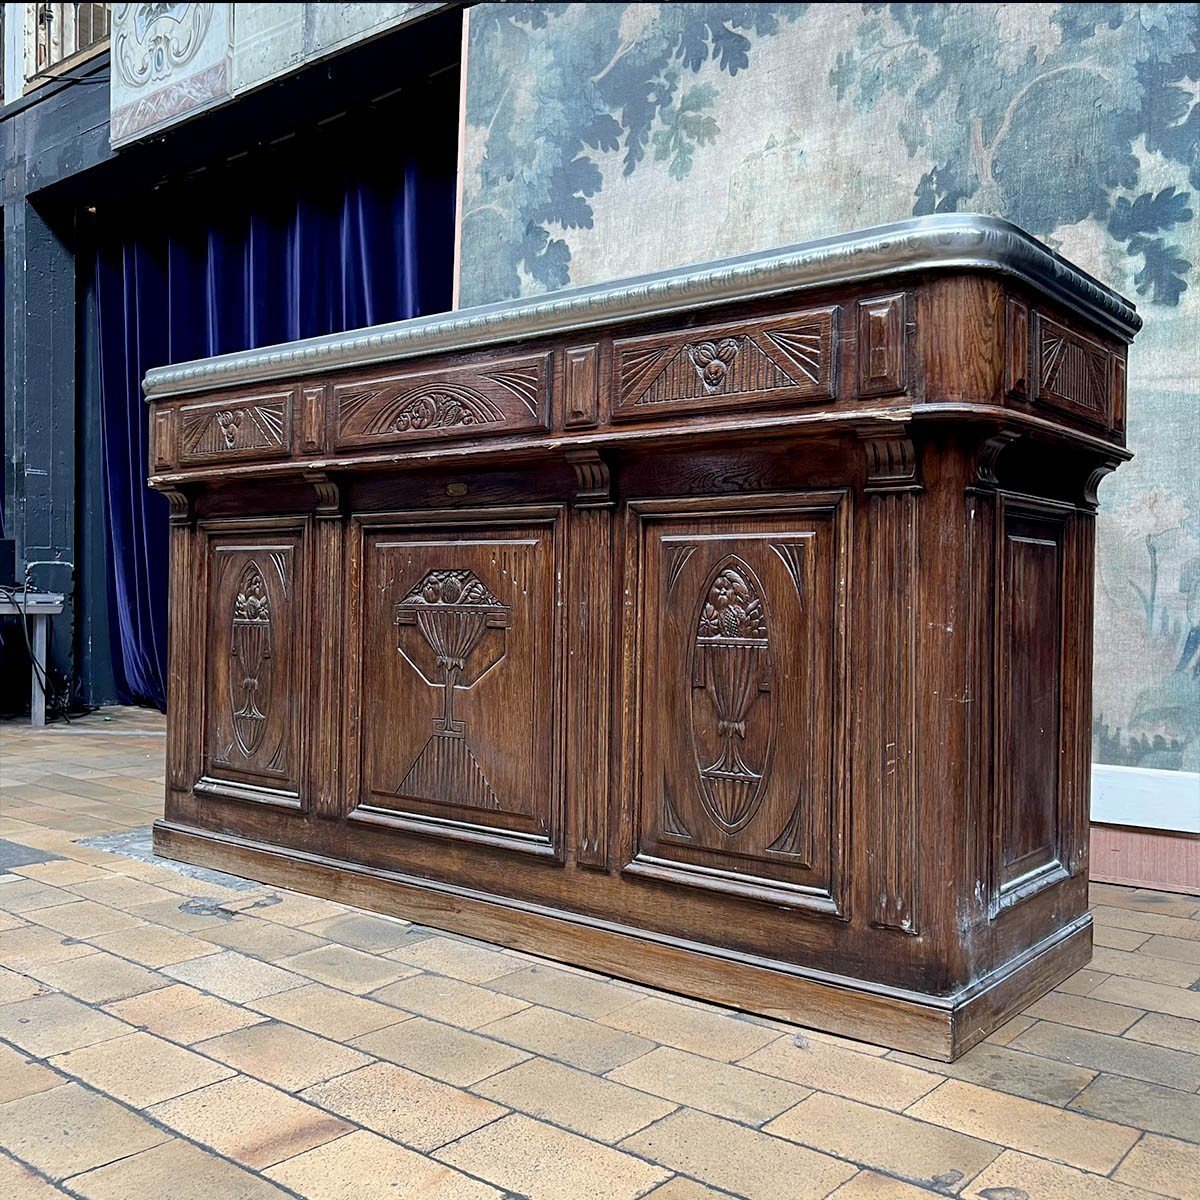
[94, 139, 455, 708]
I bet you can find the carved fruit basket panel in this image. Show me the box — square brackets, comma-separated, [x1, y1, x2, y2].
[201, 527, 305, 801]
[353, 514, 562, 856]
[630, 497, 845, 909]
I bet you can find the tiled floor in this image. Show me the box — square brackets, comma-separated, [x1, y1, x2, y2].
[1, 708, 1198, 1200]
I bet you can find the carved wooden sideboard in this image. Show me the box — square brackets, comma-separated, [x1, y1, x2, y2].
[146, 215, 1140, 1059]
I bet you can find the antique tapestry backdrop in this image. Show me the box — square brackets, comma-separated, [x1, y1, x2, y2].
[456, 2, 1200, 789]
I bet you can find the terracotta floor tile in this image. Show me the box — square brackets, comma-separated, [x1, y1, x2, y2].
[1013, 1020, 1200, 1091]
[303, 1061, 504, 1151]
[479, 1003, 655, 1073]
[67, 874, 181, 910]
[908, 1079, 1140, 1174]
[0, 992, 131, 1056]
[0, 1082, 170, 1180]
[982, 1013, 1038, 1046]
[0, 1152, 65, 1198]
[766, 1092, 1000, 1193]
[266, 1129, 502, 1199]
[1069, 1073, 1200, 1143]
[12, 859, 111, 886]
[0, 877, 78, 913]
[436, 1112, 670, 1200]
[250, 981, 410, 1041]
[1092, 945, 1200, 988]
[276, 943, 416, 995]
[0, 924, 97, 971]
[86, 923, 219, 968]
[0, 1042, 63, 1103]
[26, 950, 168, 1004]
[602, 996, 778, 1062]
[1091, 976, 1200, 1022]
[830, 1170, 968, 1198]
[1091, 906, 1200, 941]
[739, 1036, 942, 1111]
[198, 1019, 371, 1091]
[50, 1029, 233, 1106]
[1139, 934, 1200, 966]
[488, 964, 642, 1020]
[0, 963, 49, 1005]
[1094, 925, 1153, 951]
[24, 900, 143, 938]
[149, 1075, 351, 1169]
[65, 1137, 292, 1200]
[162, 949, 306, 1002]
[299, 911, 416, 954]
[1055, 967, 1110, 995]
[1092, 885, 1200, 919]
[1024, 990, 1145, 1035]
[1113, 1132, 1200, 1200]
[1125, 1012, 1200, 1056]
[370, 972, 530, 1029]
[352, 1015, 528, 1086]
[389, 935, 527, 984]
[609, 1045, 808, 1125]
[473, 1055, 676, 1144]
[200, 917, 329, 961]
[888, 1041, 1094, 1107]
[106, 981, 266, 1043]
[620, 1108, 857, 1200]
[963, 1148, 1162, 1200]
[247, 893, 350, 928]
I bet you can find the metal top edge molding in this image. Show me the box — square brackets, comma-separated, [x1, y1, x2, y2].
[143, 213, 1141, 400]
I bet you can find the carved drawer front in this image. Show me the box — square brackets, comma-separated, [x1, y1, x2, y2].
[612, 306, 837, 420]
[1032, 314, 1117, 428]
[333, 353, 550, 450]
[198, 523, 306, 807]
[626, 494, 847, 912]
[179, 392, 294, 465]
[351, 509, 563, 858]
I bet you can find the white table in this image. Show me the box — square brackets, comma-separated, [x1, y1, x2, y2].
[0, 592, 65, 726]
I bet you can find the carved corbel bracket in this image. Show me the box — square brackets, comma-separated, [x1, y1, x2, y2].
[159, 487, 192, 527]
[304, 470, 342, 518]
[857, 426, 919, 494]
[974, 430, 1022, 489]
[1083, 454, 1126, 510]
[567, 450, 613, 510]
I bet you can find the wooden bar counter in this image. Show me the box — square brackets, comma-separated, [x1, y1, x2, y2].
[146, 215, 1140, 1058]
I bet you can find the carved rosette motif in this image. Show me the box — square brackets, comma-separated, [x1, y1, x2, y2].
[690, 557, 774, 833]
[394, 570, 512, 809]
[229, 562, 272, 756]
[180, 400, 287, 461]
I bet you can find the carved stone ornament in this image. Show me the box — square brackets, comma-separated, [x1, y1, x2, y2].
[114, 4, 215, 88]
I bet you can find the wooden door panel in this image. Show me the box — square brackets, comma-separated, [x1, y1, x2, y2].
[352, 509, 564, 858]
[626, 493, 847, 912]
[199, 522, 306, 807]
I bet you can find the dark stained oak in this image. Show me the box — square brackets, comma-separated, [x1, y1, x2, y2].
[146, 221, 1138, 1059]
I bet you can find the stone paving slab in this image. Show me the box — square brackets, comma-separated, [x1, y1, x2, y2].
[1, 706, 1199, 1199]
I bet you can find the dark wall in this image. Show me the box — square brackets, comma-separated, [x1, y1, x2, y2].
[0, 8, 463, 715]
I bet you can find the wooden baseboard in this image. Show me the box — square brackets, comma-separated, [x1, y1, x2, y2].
[153, 820, 1092, 1061]
[1091, 823, 1200, 894]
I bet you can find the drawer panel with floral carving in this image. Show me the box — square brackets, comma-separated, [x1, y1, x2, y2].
[612, 306, 838, 420]
[333, 352, 550, 450]
[178, 391, 295, 466]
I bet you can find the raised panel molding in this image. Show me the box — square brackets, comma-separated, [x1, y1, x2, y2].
[349, 508, 565, 859]
[179, 392, 293, 465]
[612, 307, 836, 419]
[197, 521, 306, 808]
[152, 408, 176, 472]
[861, 434, 920, 933]
[1005, 297, 1030, 399]
[623, 492, 848, 913]
[857, 293, 907, 397]
[333, 353, 550, 450]
[563, 344, 601, 428]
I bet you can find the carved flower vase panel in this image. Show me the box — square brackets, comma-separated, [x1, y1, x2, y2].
[357, 518, 561, 850]
[634, 500, 845, 904]
[202, 530, 304, 798]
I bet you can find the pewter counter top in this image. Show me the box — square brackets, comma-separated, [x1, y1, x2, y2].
[143, 214, 1140, 402]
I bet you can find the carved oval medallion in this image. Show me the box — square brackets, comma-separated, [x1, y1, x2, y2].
[229, 561, 273, 757]
[688, 555, 774, 833]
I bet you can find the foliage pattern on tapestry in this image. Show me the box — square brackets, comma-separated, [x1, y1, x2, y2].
[459, 2, 1200, 772]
